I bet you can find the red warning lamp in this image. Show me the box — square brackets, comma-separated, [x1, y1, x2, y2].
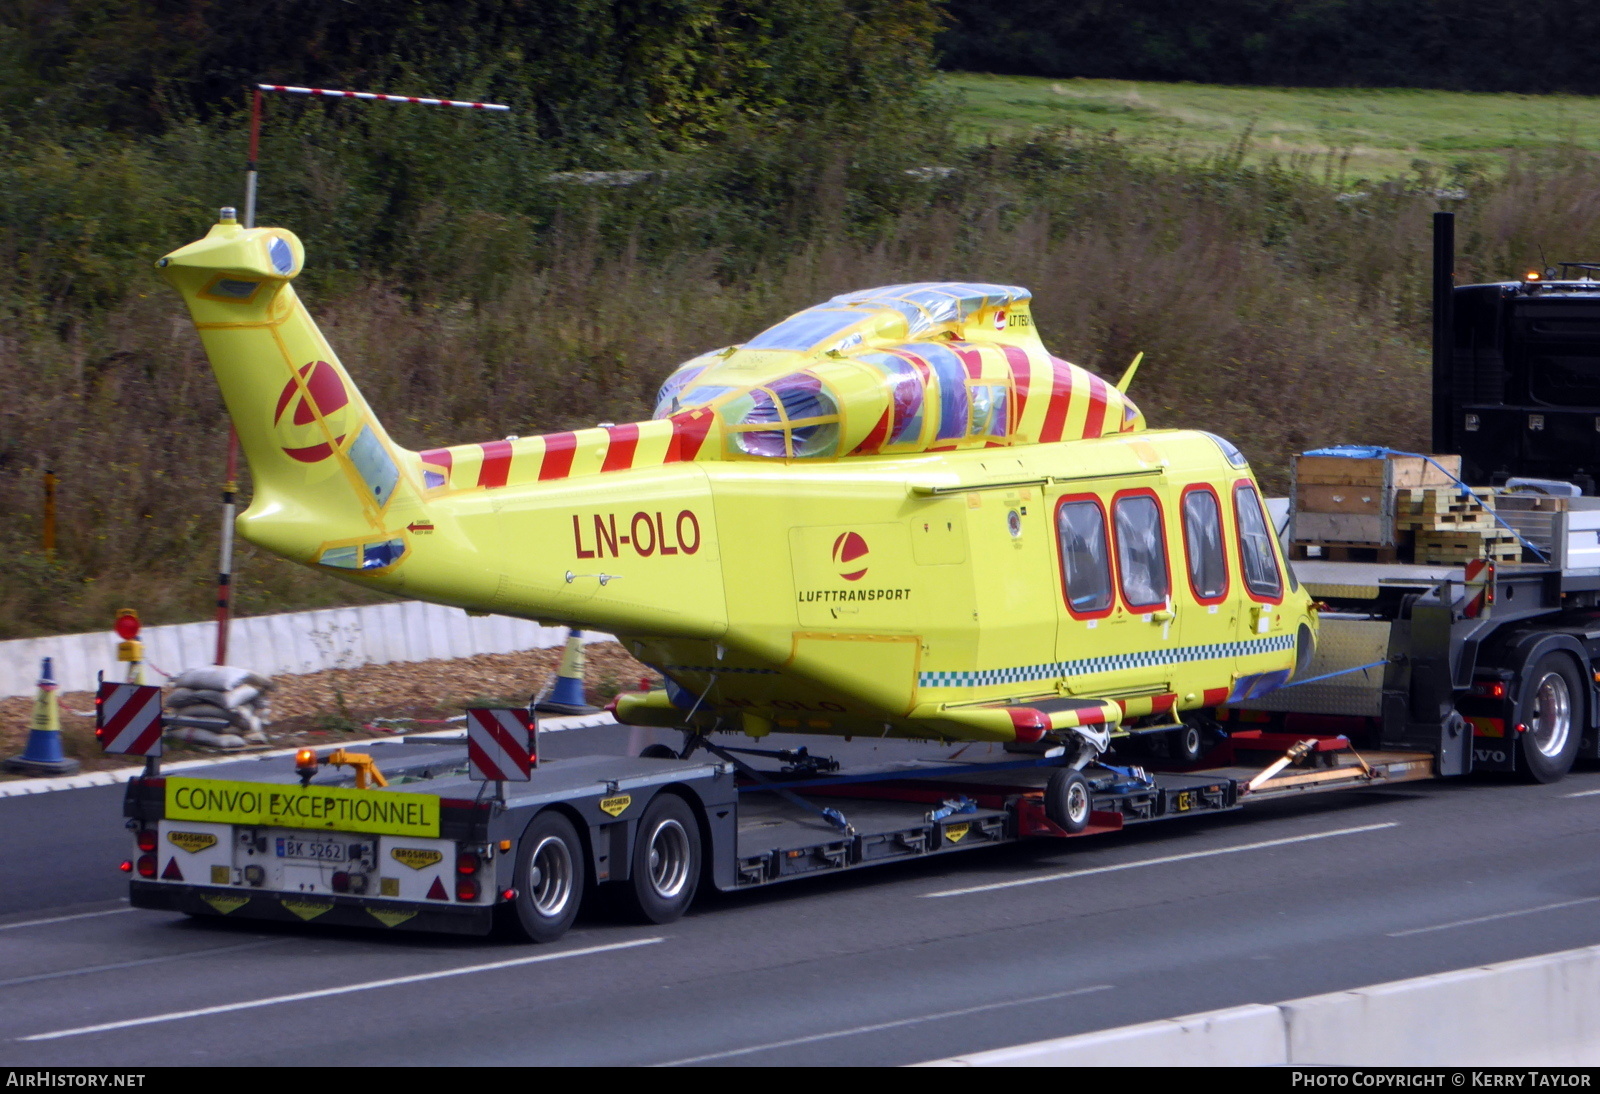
[113, 609, 141, 641]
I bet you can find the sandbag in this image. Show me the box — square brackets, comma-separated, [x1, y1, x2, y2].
[168, 666, 272, 693]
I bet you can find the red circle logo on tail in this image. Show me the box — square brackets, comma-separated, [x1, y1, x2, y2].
[273, 361, 351, 462]
[832, 532, 869, 581]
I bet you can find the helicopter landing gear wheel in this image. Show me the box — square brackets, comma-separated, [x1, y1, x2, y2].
[1044, 769, 1092, 834]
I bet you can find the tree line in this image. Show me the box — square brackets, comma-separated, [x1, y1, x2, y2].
[940, 0, 1600, 93]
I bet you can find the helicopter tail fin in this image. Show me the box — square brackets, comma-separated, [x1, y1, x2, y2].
[156, 212, 418, 572]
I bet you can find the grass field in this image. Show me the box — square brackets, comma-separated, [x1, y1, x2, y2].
[942, 72, 1600, 178]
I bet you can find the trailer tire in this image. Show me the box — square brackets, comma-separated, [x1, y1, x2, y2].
[620, 793, 701, 924]
[1045, 769, 1092, 833]
[1517, 652, 1584, 784]
[497, 810, 586, 943]
[639, 744, 679, 760]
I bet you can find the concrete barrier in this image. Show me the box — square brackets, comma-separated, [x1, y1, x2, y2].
[0, 602, 613, 699]
[921, 943, 1600, 1066]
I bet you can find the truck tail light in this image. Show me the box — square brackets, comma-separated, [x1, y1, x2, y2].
[135, 828, 157, 853]
[1470, 681, 1507, 699]
[456, 877, 479, 902]
[119, 860, 133, 873]
[136, 854, 157, 878]
[331, 871, 351, 893]
[456, 851, 480, 876]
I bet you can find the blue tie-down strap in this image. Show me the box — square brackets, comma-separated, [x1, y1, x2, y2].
[1094, 762, 1154, 791]
[1275, 658, 1387, 690]
[926, 796, 978, 822]
[1300, 445, 1549, 561]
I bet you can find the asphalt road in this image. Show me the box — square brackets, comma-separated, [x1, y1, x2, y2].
[4, 730, 1600, 1066]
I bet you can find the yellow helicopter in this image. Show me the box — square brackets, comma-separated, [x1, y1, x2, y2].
[157, 211, 1317, 768]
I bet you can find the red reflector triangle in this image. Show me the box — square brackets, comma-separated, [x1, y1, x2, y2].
[426, 876, 448, 901]
[161, 857, 184, 881]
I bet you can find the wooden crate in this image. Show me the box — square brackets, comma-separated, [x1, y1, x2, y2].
[1291, 452, 1463, 546]
[1294, 453, 1461, 489]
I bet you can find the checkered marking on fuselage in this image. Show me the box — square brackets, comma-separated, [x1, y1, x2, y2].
[918, 633, 1296, 690]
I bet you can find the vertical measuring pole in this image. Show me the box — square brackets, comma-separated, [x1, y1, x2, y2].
[214, 431, 238, 665]
[244, 87, 261, 230]
[1431, 211, 1455, 456]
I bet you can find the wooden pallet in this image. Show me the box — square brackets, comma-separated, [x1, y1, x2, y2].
[1413, 528, 1521, 564]
[1395, 487, 1496, 532]
[1291, 541, 1400, 563]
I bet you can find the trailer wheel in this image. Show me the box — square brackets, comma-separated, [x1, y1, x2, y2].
[620, 793, 701, 924]
[497, 811, 586, 943]
[639, 744, 679, 760]
[1044, 769, 1092, 833]
[1517, 652, 1584, 784]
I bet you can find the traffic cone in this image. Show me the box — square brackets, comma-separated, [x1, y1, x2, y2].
[5, 657, 81, 776]
[534, 628, 598, 715]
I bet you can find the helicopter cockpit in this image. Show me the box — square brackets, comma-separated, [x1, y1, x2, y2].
[650, 283, 1057, 460]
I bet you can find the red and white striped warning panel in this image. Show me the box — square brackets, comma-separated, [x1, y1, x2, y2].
[465, 707, 535, 781]
[96, 682, 164, 756]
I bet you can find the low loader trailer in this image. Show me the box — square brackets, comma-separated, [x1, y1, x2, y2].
[121, 724, 1443, 943]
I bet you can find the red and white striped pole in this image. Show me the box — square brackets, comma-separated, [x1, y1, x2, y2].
[255, 84, 511, 112]
[211, 83, 510, 665]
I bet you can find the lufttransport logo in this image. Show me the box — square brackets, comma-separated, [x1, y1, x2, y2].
[832, 531, 869, 581]
[273, 360, 351, 462]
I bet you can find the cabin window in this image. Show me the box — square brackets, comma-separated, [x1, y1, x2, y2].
[652, 362, 710, 417]
[1114, 492, 1170, 610]
[1181, 486, 1228, 602]
[1233, 482, 1284, 600]
[723, 372, 841, 459]
[1055, 498, 1113, 616]
[968, 383, 1009, 438]
[918, 344, 970, 441]
[743, 309, 863, 352]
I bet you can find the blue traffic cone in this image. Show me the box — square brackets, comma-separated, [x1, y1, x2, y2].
[535, 628, 598, 715]
[5, 657, 81, 776]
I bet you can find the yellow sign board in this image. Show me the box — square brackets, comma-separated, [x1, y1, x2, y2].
[598, 795, 632, 817]
[168, 831, 218, 854]
[166, 778, 439, 838]
[390, 848, 443, 871]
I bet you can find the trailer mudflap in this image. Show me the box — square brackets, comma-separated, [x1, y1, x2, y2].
[130, 880, 494, 936]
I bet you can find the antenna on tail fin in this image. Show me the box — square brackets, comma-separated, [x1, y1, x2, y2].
[1115, 351, 1144, 394]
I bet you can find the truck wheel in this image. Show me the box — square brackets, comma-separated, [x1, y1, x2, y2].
[1044, 769, 1091, 833]
[1518, 653, 1583, 784]
[639, 744, 679, 760]
[497, 811, 586, 943]
[621, 793, 700, 924]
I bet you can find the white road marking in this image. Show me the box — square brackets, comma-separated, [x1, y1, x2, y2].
[1386, 897, 1600, 938]
[923, 821, 1400, 898]
[0, 908, 137, 931]
[18, 936, 662, 1041]
[0, 940, 281, 989]
[653, 984, 1114, 1066]
[1563, 788, 1600, 798]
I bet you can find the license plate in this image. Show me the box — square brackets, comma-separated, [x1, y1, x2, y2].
[275, 837, 350, 862]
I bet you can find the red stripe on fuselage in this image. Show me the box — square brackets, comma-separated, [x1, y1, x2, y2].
[999, 344, 1032, 432]
[1040, 357, 1074, 443]
[665, 409, 715, 463]
[477, 440, 513, 488]
[1082, 371, 1109, 439]
[419, 448, 453, 475]
[850, 408, 891, 456]
[601, 423, 639, 472]
[539, 432, 577, 480]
